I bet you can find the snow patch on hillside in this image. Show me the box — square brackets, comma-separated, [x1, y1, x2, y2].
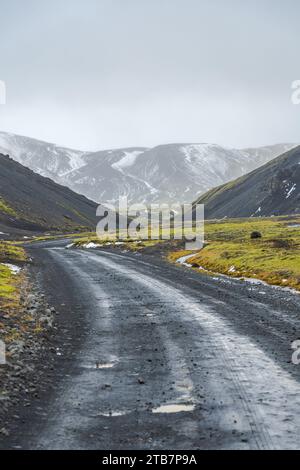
[112, 150, 144, 172]
[286, 183, 296, 199]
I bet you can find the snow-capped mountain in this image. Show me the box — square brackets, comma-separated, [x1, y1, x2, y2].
[65, 143, 296, 205]
[0, 131, 87, 182]
[64, 148, 150, 205]
[0, 131, 296, 205]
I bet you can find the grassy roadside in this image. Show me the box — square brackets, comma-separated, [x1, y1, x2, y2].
[65, 225, 195, 251]
[31, 214, 300, 292]
[0, 242, 27, 307]
[0, 241, 30, 358]
[70, 234, 163, 251]
[15, 232, 92, 244]
[169, 215, 300, 291]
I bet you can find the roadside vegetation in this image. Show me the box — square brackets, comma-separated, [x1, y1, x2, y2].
[68, 227, 176, 251]
[29, 214, 300, 291]
[25, 232, 92, 243]
[0, 242, 26, 306]
[0, 241, 29, 357]
[169, 215, 300, 291]
[70, 233, 160, 251]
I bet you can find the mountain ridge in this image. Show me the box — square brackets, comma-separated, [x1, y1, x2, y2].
[195, 145, 300, 218]
[0, 131, 296, 206]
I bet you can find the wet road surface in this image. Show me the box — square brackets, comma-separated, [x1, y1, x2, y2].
[4, 241, 300, 449]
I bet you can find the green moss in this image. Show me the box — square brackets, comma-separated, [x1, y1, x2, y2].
[170, 215, 300, 291]
[0, 242, 26, 304]
[0, 197, 17, 216]
[0, 263, 19, 302]
[0, 242, 27, 262]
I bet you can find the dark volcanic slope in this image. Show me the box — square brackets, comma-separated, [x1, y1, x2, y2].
[196, 145, 300, 218]
[0, 153, 98, 233]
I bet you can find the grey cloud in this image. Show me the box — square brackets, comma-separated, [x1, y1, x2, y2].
[0, 0, 299, 150]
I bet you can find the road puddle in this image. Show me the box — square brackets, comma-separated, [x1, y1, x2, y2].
[83, 360, 118, 370]
[95, 362, 115, 369]
[152, 404, 195, 414]
[99, 411, 128, 417]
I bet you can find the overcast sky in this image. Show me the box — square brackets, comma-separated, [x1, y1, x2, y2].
[0, 0, 299, 151]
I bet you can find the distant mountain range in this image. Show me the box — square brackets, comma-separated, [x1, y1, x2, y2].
[0, 152, 98, 236]
[196, 146, 300, 218]
[0, 132, 295, 206]
[0, 131, 87, 181]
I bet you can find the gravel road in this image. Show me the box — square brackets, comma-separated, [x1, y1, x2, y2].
[3, 240, 300, 450]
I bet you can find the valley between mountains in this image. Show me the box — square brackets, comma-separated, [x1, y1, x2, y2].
[0, 134, 300, 449]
